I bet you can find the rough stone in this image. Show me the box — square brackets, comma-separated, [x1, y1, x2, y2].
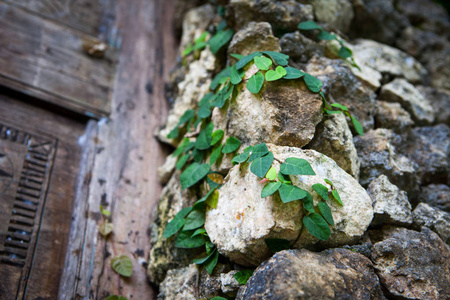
[420, 40, 450, 90]
[370, 227, 450, 300]
[306, 56, 376, 131]
[351, 39, 427, 84]
[237, 248, 385, 300]
[158, 264, 198, 300]
[279, 31, 324, 64]
[228, 0, 314, 32]
[307, 113, 360, 179]
[396, 26, 444, 59]
[173, 0, 208, 35]
[417, 86, 450, 126]
[413, 203, 450, 245]
[227, 22, 280, 58]
[419, 184, 450, 213]
[367, 175, 412, 227]
[380, 78, 434, 125]
[198, 264, 230, 299]
[220, 271, 241, 296]
[158, 154, 177, 184]
[374, 100, 414, 132]
[147, 172, 199, 284]
[349, 60, 383, 92]
[212, 64, 323, 148]
[354, 128, 418, 194]
[311, 0, 354, 33]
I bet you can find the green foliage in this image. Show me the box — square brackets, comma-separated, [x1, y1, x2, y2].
[303, 213, 331, 241]
[184, 210, 206, 231]
[111, 255, 133, 277]
[303, 73, 323, 93]
[312, 183, 329, 201]
[278, 183, 309, 203]
[284, 67, 305, 79]
[234, 269, 254, 284]
[230, 65, 243, 85]
[318, 201, 334, 225]
[209, 29, 234, 54]
[265, 66, 287, 81]
[265, 238, 290, 253]
[261, 181, 282, 198]
[280, 158, 316, 176]
[180, 163, 210, 189]
[247, 72, 265, 93]
[105, 296, 128, 300]
[195, 123, 214, 150]
[250, 151, 274, 177]
[222, 136, 241, 153]
[163, 207, 192, 238]
[175, 230, 206, 248]
[265, 166, 277, 181]
[254, 56, 273, 71]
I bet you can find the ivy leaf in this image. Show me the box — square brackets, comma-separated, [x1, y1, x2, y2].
[197, 106, 211, 119]
[180, 163, 210, 189]
[210, 67, 230, 90]
[210, 129, 224, 146]
[265, 166, 277, 181]
[234, 269, 254, 285]
[179, 109, 196, 125]
[247, 72, 265, 94]
[265, 67, 286, 81]
[193, 249, 216, 265]
[331, 103, 348, 111]
[324, 178, 334, 186]
[298, 20, 322, 30]
[231, 146, 253, 164]
[208, 29, 234, 54]
[312, 183, 329, 201]
[280, 157, 315, 175]
[105, 295, 128, 300]
[317, 30, 336, 40]
[172, 138, 190, 157]
[99, 221, 113, 237]
[193, 188, 217, 210]
[192, 148, 205, 163]
[195, 123, 214, 150]
[175, 154, 189, 170]
[235, 52, 262, 70]
[195, 32, 208, 44]
[331, 189, 343, 206]
[265, 238, 290, 253]
[192, 228, 207, 237]
[182, 43, 194, 57]
[230, 64, 242, 85]
[248, 143, 269, 162]
[318, 201, 334, 225]
[206, 190, 220, 209]
[303, 192, 315, 213]
[111, 255, 133, 277]
[204, 250, 219, 274]
[261, 181, 282, 198]
[277, 171, 291, 184]
[175, 231, 206, 248]
[262, 51, 289, 66]
[163, 207, 192, 238]
[303, 213, 331, 241]
[211, 297, 227, 300]
[276, 66, 287, 76]
[351, 116, 364, 136]
[338, 46, 352, 58]
[193, 41, 207, 51]
[209, 144, 223, 166]
[230, 53, 244, 60]
[284, 67, 305, 79]
[250, 152, 274, 177]
[304, 73, 323, 93]
[167, 126, 179, 139]
[212, 83, 233, 108]
[254, 56, 273, 70]
[278, 183, 309, 203]
[222, 137, 241, 153]
[183, 210, 206, 231]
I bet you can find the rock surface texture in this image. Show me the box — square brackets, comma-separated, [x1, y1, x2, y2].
[413, 203, 450, 245]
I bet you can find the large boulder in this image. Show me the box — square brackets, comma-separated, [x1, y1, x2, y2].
[413, 203, 450, 245]
[374, 100, 414, 133]
[418, 184, 450, 213]
[311, 0, 354, 33]
[370, 227, 450, 299]
[237, 248, 385, 299]
[205, 145, 373, 266]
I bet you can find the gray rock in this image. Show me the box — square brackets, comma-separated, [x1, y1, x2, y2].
[158, 264, 198, 300]
[307, 113, 360, 179]
[279, 31, 324, 64]
[228, 0, 314, 32]
[420, 40, 450, 90]
[417, 85, 450, 126]
[198, 264, 231, 299]
[237, 248, 385, 300]
[370, 226, 450, 299]
[367, 175, 413, 226]
[380, 79, 434, 125]
[374, 100, 414, 132]
[158, 154, 177, 184]
[306, 56, 376, 131]
[413, 203, 450, 245]
[220, 271, 241, 296]
[396, 26, 444, 59]
[311, 0, 354, 33]
[419, 184, 450, 213]
[354, 128, 418, 194]
[173, 0, 207, 35]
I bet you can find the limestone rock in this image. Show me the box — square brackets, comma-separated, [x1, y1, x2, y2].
[380, 79, 434, 125]
[419, 184, 450, 213]
[370, 227, 450, 299]
[374, 100, 414, 132]
[367, 175, 412, 227]
[349, 61, 383, 91]
[279, 31, 324, 64]
[311, 0, 354, 33]
[220, 271, 241, 296]
[212, 64, 323, 148]
[237, 248, 385, 299]
[158, 264, 198, 300]
[158, 154, 177, 184]
[307, 113, 360, 179]
[228, 0, 314, 32]
[413, 203, 450, 245]
[354, 128, 417, 194]
[306, 56, 376, 131]
[417, 86, 450, 126]
[351, 39, 427, 84]
[179, 4, 215, 52]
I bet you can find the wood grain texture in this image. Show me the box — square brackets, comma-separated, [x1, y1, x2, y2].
[58, 0, 177, 298]
[0, 2, 117, 118]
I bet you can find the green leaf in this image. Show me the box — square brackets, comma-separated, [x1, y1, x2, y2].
[193, 41, 207, 50]
[163, 207, 192, 238]
[167, 126, 179, 139]
[209, 29, 234, 54]
[325, 110, 342, 115]
[175, 231, 206, 248]
[197, 106, 211, 119]
[111, 255, 133, 277]
[230, 64, 242, 85]
[265, 166, 277, 181]
[262, 51, 289, 66]
[312, 183, 329, 201]
[278, 183, 309, 203]
[192, 228, 207, 237]
[210, 297, 227, 300]
[182, 43, 194, 57]
[247, 72, 265, 94]
[206, 189, 220, 209]
[222, 136, 241, 153]
[176, 154, 190, 170]
[100, 205, 111, 217]
[234, 269, 254, 284]
[192, 148, 205, 163]
[209, 144, 223, 166]
[324, 178, 334, 186]
[304, 73, 323, 93]
[276, 66, 287, 76]
[298, 20, 322, 30]
[338, 46, 352, 58]
[195, 123, 214, 150]
[284, 67, 305, 79]
[183, 210, 206, 231]
[318, 201, 334, 225]
[180, 163, 210, 189]
[317, 30, 336, 40]
[250, 152, 274, 177]
[105, 296, 128, 300]
[248, 143, 269, 162]
[99, 221, 113, 237]
[265, 238, 290, 253]
[280, 157, 315, 175]
[179, 109, 196, 125]
[210, 129, 224, 146]
[193, 188, 217, 210]
[303, 192, 315, 213]
[193, 249, 216, 264]
[172, 138, 190, 157]
[254, 56, 273, 70]
[204, 250, 219, 274]
[277, 171, 291, 184]
[331, 189, 343, 206]
[230, 53, 244, 60]
[212, 83, 233, 108]
[303, 213, 331, 240]
[195, 32, 208, 44]
[351, 116, 364, 136]
[231, 146, 253, 164]
[210, 67, 230, 90]
[331, 103, 348, 111]
[235, 52, 262, 70]
[265, 70, 283, 81]
[261, 181, 282, 198]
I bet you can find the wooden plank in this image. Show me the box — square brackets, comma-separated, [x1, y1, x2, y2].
[58, 0, 178, 298]
[0, 3, 117, 118]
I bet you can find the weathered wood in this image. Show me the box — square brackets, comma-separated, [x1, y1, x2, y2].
[0, 2, 117, 118]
